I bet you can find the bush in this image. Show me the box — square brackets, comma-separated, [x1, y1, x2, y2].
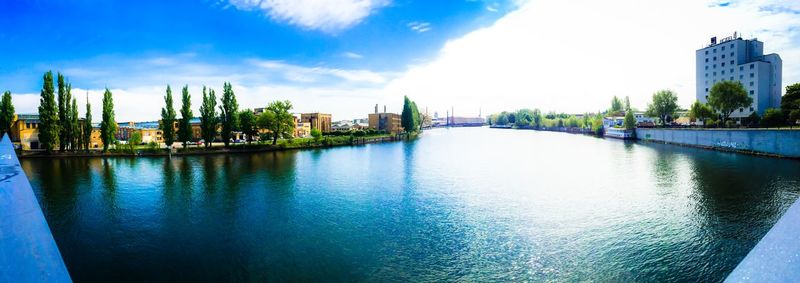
[725, 120, 736, 128]
[789, 110, 800, 126]
[311, 129, 323, 141]
[761, 108, 784, 128]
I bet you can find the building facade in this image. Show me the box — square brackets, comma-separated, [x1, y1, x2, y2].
[696, 33, 782, 118]
[368, 105, 403, 134]
[300, 113, 332, 133]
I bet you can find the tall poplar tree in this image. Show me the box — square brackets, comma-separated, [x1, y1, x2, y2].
[83, 94, 92, 151]
[0, 91, 15, 137]
[100, 88, 117, 152]
[219, 82, 239, 147]
[199, 86, 218, 149]
[57, 73, 67, 151]
[64, 83, 74, 150]
[177, 85, 193, 148]
[38, 71, 59, 153]
[160, 85, 177, 148]
[70, 97, 79, 151]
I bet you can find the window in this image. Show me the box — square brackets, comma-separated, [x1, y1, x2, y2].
[713, 48, 717, 53]
[750, 82, 754, 86]
[730, 69, 733, 73]
[713, 72, 717, 76]
[722, 62, 726, 67]
[713, 56, 717, 61]
[739, 108, 744, 112]
[705, 50, 709, 55]
[730, 52, 734, 57]
[750, 73, 754, 78]
[750, 90, 754, 95]
[730, 43, 734, 48]
[705, 95, 709, 99]
[705, 88, 709, 92]
[739, 75, 744, 79]
[740, 66, 744, 71]
[705, 66, 709, 70]
[722, 54, 726, 59]
[750, 107, 754, 112]
[730, 77, 734, 81]
[705, 58, 709, 62]
[722, 46, 726, 51]
[730, 60, 734, 65]
[705, 73, 708, 77]
[713, 64, 717, 69]
[750, 64, 754, 69]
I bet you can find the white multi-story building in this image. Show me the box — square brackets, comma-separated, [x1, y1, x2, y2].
[696, 33, 782, 118]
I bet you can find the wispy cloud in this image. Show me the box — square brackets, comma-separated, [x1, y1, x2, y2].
[343, 52, 364, 59]
[407, 21, 432, 33]
[227, 0, 391, 32]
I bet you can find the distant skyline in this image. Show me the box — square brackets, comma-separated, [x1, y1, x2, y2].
[1, 0, 799, 121]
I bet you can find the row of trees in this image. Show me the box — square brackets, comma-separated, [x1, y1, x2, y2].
[36, 71, 112, 153]
[158, 83, 296, 150]
[688, 81, 800, 128]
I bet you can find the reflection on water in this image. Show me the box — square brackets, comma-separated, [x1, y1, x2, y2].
[23, 127, 800, 282]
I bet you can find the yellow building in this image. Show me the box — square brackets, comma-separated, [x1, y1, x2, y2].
[300, 113, 332, 133]
[368, 106, 403, 134]
[10, 114, 41, 150]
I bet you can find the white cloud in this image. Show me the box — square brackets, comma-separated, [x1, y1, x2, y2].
[382, 0, 800, 117]
[228, 0, 390, 32]
[343, 52, 364, 59]
[407, 21, 431, 33]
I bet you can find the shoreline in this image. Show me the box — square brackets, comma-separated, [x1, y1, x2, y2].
[489, 125, 800, 160]
[18, 134, 415, 159]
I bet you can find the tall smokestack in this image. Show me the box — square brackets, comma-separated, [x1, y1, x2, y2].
[384, 105, 386, 113]
[375, 104, 378, 114]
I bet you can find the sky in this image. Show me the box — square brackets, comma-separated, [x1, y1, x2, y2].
[1, 0, 799, 121]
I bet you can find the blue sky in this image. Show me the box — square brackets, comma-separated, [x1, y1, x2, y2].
[0, 0, 512, 91]
[1, 0, 799, 121]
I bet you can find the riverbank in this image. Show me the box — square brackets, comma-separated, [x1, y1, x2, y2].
[636, 128, 800, 159]
[18, 133, 416, 159]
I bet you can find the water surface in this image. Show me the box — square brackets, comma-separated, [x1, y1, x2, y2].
[23, 127, 800, 282]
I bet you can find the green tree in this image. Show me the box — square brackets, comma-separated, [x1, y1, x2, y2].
[761, 108, 783, 128]
[532, 109, 542, 128]
[610, 96, 624, 114]
[624, 96, 631, 111]
[100, 88, 117, 152]
[128, 130, 142, 154]
[591, 113, 604, 135]
[707, 81, 752, 126]
[0, 91, 15, 136]
[781, 83, 800, 124]
[177, 85, 194, 148]
[238, 109, 257, 144]
[623, 110, 636, 130]
[645, 90, 679, 126]
[64, 83, 75, 150]
[401, 96, 420, 133]
[311, 128, 322, 142]
[160, 85, 177, 148]
[70, 96, 79, 150]
[688, 101, 714, 125]
[199, 86, 218, 149]
[788, 110, 800, 126]
[411, 101, 420, 132]
[57, 73, 67, 152]
[257, 100, 294, 145]
[219, 82, 239, 147]
[38, 71, 59, 153]
[83, 94, 92, 151]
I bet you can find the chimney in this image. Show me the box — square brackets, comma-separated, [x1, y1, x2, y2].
[374, 104, 378, 114]
[384, 105, 387, 113]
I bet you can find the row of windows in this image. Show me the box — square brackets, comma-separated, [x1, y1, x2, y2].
[704, 43, 736, 55]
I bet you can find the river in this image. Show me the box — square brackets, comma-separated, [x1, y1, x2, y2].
[22, 127, 800, 282]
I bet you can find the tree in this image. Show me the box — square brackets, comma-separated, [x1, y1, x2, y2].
[788, 110, 800, 126]
[761, 108, 783, 128]
[532, 109, 542, 128]
[38, 71, 59, 153]
[610, 96, 624, 114]
[64, 83, 74, 150]
[0, 91, 14, 136]
[83, 94, 92, 151]
[199, 86, 218, 149]
[411, 101, 420, 132]
[781, 83, 800, 124]
[100, 88, 117, 152]
[591, 113, 604, 135]
[311, 128, 322, 142]
[57, 73, 67, 152]
[515, 109, 534, 128]
[219, 82, 239, 147]
[177, 85, 194, 149]
[160, 85, 177, 148]
[128, 130, 142, 153]
[238, 110, 257, 144]
[401, 96, 419, 133]
[645, 90, 679, 126]
[688, 101, 714, 125]
[623, 110, 636, 130]
[257, 100, 294, 145]
[70, 97, 79, 151]
[624, 96, 631, 111]
[707, 81, 752, 126]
